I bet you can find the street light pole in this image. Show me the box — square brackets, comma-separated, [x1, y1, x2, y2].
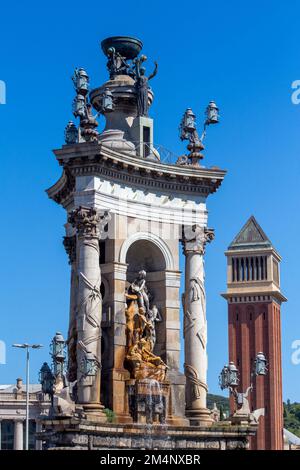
[12, 343, 43, 450]
[25, 347, 29, 451]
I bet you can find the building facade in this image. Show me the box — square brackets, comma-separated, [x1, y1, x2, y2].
[222, 216, 286, 450]
[0, 379, 50, 450]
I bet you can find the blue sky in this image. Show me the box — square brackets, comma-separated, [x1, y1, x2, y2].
[0, 0, 299, 401]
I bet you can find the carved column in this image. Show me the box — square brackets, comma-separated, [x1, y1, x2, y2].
[68, 206, 109, 416]
[182, 225, 214, 425]
[13, 419, 24, 450]
[63, 235, 77, 382]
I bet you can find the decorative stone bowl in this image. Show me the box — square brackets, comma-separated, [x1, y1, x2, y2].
[101, 36, 143, 59]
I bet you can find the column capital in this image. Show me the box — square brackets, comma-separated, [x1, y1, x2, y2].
[182, 225, 214, 255]
[68, 206, 110, 239]
[63, 235, 76, 264]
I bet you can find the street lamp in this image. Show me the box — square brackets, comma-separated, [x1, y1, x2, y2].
[12, 343, 43, 450]
[50, 332, 66, 377]
[178, 101, 220, 166]
[219, 352, 268, 419]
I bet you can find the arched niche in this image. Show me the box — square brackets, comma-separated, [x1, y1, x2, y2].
[126, 239, 166, 274]
[119, 232, 174, 271]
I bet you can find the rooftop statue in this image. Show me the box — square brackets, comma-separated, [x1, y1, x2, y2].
[133, 56, 158, 117]
[101, 36, 158, 117]
[106, 47, 130, 79]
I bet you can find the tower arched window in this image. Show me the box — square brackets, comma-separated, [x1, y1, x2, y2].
[246, 258, 249, 280]
[232, 258, 235, 282]
[255, 257, 259, 280]
[236, 258, 240, 281]
[260, 257, 264, 279]
[250, 257, 254, 280]
[241, 258, 244, 281]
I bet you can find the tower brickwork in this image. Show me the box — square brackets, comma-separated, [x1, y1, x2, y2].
[222, 216, 286, 450]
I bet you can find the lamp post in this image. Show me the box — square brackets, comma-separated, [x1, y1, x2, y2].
[219, 352, 268, 419]
[12, 343, 43, 450]
[178, 101, 220, 166]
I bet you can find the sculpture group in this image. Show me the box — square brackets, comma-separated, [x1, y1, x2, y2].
[125, 270, 166, 381]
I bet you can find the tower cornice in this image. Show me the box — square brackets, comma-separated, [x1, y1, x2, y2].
[221, 289, 287, 303]
[224, 246, 282, 262]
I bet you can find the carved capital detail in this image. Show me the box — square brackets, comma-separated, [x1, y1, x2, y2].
[182, 225, 214, 255]
[63, 235, 76, 264]
[68, 206, 102, 238]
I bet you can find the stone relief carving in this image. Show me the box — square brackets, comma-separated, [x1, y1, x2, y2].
[78, 271, 101, 329]
[68, 207, 111, 386]
[184, 310, 207, 350]
[184, 363, 207, 400]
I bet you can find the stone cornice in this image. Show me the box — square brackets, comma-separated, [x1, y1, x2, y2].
[46, 142, 226, 205]
[225, 246, 282, 262]
[46, 169, 75, 206]
[221, 290, 287, 303]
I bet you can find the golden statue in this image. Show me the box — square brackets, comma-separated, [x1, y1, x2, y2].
[125, 276, 167, 382]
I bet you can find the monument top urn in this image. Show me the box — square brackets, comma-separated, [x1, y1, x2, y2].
[101, 36, 143, 60]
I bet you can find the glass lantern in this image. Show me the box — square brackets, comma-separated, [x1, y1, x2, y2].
[50, 332, 66, 361]
[254, 352, 268, 376]
[179, 108, 196, 141]
[64, 121, 78, 145]
[228, 361, 239, 386]
[81, 351, 99, 377]
[101, 89, 114, 113]
[183, 108, 196, 132]
[219, 364, 230, 390]
[72, 94, 86, 118]
[205, 100, 219, 125]
[72, 68, 89, 96]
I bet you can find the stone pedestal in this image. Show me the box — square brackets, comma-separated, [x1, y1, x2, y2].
[39, 418, 257, 450]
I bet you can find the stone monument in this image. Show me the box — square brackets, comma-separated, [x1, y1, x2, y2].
[41, 36, 257, 449]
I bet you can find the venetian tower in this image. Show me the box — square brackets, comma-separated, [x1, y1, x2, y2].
[42, 36, 257, 449]
[222, 216, 286, 450]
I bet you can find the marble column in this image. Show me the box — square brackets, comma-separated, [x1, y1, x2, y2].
[13, 419, 24, 450]
[182, 225, 214, 426]
[68, 206, 109, 416]
[63, 234, 78, 382]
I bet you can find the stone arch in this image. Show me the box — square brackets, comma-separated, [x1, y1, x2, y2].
[119, 232, 174, 271]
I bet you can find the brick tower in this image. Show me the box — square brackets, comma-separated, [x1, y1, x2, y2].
[222, 216, 286, 450]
